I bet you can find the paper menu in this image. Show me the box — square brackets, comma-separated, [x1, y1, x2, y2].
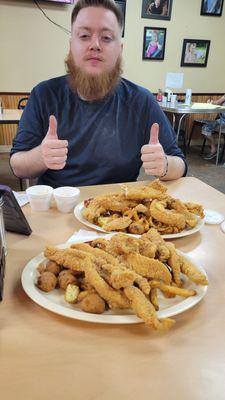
[191, 103, 224, 110]
[165, 72, 184, 89]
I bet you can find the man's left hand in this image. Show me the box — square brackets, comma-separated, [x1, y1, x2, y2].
[141, 123, 167, 177]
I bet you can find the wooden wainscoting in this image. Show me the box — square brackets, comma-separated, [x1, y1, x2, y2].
[0, 93, 29, 146]
[0, 92, 224, 147]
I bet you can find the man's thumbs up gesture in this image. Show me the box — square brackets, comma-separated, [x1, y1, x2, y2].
[41, 115, 68, 170]
[141, 123, 168, 177]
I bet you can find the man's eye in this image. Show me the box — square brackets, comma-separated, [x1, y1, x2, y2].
[79, 34, 90, 39]
[102, 36, 113, 42]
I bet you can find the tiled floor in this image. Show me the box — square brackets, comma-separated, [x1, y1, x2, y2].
[1, 145, 225, 193]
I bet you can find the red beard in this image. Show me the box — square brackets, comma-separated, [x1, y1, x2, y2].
[65, 51, 122, 101]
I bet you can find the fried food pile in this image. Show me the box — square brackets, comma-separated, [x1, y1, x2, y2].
[36, 229, 208, 331]
[82, 179, 204, 235]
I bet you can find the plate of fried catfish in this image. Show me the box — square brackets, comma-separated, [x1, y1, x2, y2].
[74, 179, 205, 239]
[22, 230, 208, 331]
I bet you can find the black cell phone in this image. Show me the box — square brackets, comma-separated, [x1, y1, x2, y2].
[0, 184, 32, 235]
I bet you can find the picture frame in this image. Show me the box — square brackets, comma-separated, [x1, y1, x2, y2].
[180, 39, 211, 67]
[200, 0, 224, 16]
[115, 0, 126, 37]
[141, 0, 173, 21]
[142, 27, 167, 60]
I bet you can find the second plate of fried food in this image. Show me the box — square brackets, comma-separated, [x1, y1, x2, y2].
[74, 179, 205, 239]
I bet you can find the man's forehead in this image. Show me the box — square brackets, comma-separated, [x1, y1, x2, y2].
[72, 6, 120, 32]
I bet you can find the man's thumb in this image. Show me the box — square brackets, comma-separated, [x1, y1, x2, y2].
[149, 123, 159, 145]
[46, 115, 58, 139]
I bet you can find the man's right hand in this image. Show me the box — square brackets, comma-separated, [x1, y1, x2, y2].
[41, 115, 68, 170]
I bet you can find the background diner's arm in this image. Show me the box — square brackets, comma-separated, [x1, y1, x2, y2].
[212, 95, 225, 106]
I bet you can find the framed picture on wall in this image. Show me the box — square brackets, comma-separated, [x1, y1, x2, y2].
[200, 0, 224, 16]
[142, 27, 167, 60]
[180, 39, 211, 67]
[115, 0, 126, 36]
[141, 0, 173, 20]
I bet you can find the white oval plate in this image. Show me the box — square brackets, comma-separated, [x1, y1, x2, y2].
[74, 202, 205, 240]
[21, 236, 208, 325]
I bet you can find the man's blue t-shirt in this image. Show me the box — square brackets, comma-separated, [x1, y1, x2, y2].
[11, 76, 186, 188]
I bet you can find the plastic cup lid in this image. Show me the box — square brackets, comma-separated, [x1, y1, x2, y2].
[204, 209, 224, 225]
[221, 221, 225, 233]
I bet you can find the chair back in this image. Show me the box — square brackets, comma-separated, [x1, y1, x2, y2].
[17, 97, 29, 110]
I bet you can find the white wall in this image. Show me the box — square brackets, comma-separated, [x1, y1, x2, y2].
[0, 0, 225, 93]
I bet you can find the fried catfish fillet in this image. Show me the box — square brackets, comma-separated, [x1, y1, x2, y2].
[124, 286, 175, 331]
[142, 228, 170, 262]
[44, 246, 130, 309]
[169, 199, 198, 229]
[82, 192, 137, 224]
[99, 264, 150, 295]
[150, 200, 186, 230]
[98, 216, 132, 231]
[184, 202, 205, 219]
[138, 237, 157, 259]
[72, 242, 150, 295]
[124, 253, 172, 284]
[179, 255, 208, 285]
[108, 233, 140, 255]
[122, 185, 167, 202]
[96, 195, 137, 213]
[166, 242, 182, 286]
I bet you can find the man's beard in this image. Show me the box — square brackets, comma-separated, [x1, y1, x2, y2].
[65, 51, 122, 101]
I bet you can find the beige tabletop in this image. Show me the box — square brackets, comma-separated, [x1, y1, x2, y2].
[0, 108, 23, 124]
[1, 177, 225, 400]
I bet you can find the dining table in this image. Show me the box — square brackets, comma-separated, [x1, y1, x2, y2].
[1, 177, 225, 400]
[0, 108, 23, 152]
[0, 109, 23, 125]
[160, 101, 225, 164]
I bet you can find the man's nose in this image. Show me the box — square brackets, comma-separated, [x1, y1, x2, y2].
[89, 35, 101, 51]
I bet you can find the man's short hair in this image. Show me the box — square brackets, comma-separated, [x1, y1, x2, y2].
[71, 0, 124, 31]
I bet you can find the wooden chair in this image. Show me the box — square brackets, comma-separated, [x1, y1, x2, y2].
[17, 97, 29, 110]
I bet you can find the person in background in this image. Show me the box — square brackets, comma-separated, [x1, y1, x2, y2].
[201, 94, 225, 160]
[10, 0, 186, 188]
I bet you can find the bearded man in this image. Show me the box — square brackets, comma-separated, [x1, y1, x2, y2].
[10, 0, 186, 188]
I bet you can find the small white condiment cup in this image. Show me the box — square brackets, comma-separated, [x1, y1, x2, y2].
[53, 186, 80, 213]
[26, 185, 53, 211]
